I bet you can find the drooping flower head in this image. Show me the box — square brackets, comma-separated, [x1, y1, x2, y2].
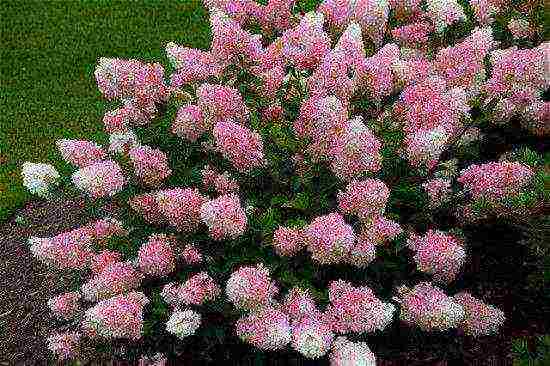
[453, 291, 506, 337]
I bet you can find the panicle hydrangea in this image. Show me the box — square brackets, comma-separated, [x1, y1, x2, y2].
[294, 95, 348, 159]
[325, 280, 395, 334]
[213, 120, 264, 172]
[209, 7, 263, 69]
[425, 0, 466, 33]
[235, 306, 292, 351]
[291, 314, 335, 359]
[328, 117, 383, 181]
[165, 42, 222, 86]
[485, 44, 547, 123]
[272, 226, 306, 257]
[225, 263, 278, 311]
[523, 100, 550, 136]
[388, 0, 423, 18]
[280, 11, 331, 71]
[197, 83, 250, 126]
[155, 188, 208, 232]
[337, 179, 389, 221]
[137, 234, 176, 277]
[108, 129, 140, 155]
[203, 0, 262, 26]
[129, 145, 172, 187]
[434, 27, 497, 95]
[360, 215, 403, 244]
[172, 104, 207, 142]
[355, 43, 400, 100]
[71, 160, 126, 199]
[162, 272, 221, 307]
[320, 0, 390, 45]
[307, 23, 365, 104]
[94, 57, 168, 104]
[181, 243, 204, 265]
[200, 193, 247, 240]
[453, 291, 506, 337]
[257, 0, 296, 33]
[29, 227, 94, 270]
[281, 287, 319, 322]
[83, 291, 149, 340]
[166, 309, 202, 339]
[329, 336, 376, 366]
[102, 105, 133, 133]
[47, 331, 81, 360]
[201, 165, 239, 195]
[56, 139, 107, 168]
[91, 250, 122, 274]
[303, 213, 356, 265]
[21, 162, 60, 198]
[457, 161, 534, 201]
[129, 192, 166, 225]
[81, 261, 143, 302]
[395, 282, 465, 331]
[48, 292, 82, 320]
[392, 21, 433, 46]
[86, 217, 127, 244]
[391, 55, 434, 88]
[423, 178, 452, 208]
[407, 230, 466, 283]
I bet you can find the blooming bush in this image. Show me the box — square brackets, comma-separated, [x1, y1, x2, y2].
[21, 0, 547, 363]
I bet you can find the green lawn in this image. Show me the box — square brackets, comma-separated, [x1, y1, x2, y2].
[0, 0, 212, 222]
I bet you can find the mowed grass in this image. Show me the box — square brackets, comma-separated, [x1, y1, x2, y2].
[0, 0, 211, 222]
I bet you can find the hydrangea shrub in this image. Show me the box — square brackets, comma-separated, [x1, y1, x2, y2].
[21, 0, 547, 363]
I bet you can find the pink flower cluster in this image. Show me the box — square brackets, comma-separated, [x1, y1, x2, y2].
[458, 161, 534, 201]
[200, 193, 248, 240]
[197, 83, 250, 125]
[395, 282, 465, 331]
[129, 145, 172, 187]
[303, 213, 356, 265]
[213, 120, 265, 172]
[71, 160, 126, 199]
[407, 230, 466, 283]
[56, 139, 106, 168]
[337, 179, 389, 221]
[29, 226, 94, 270]
[236, 306, 292, 351]
[171, 104, 206, 142]
[83, 291, 149, 340]
[485, 43, 548, 134]
[181, 243, 204, 265]
[225, 263, 278, 311]
[272, 226, 306, 257]
[137, 234, 176, 277]
[91, 250, 122, 274]
[329, 336, 376, 366]
[425, 0, 466, 33]
[47, 331, 81, 360]
[155, 188, 208, 232]
[453, 291, 506, 337]
[201, 164, 239, 195]
[166, 42, 222, 87]
[469, 0, 508, 25]
[325, 280, 395, 334]
[81, 261, 143, 302]
[423, 178, 452, 208]
[48, 292, 82, 320]
[161, 272, 221, 307]
[95, 58, 168, 131]
[319, 0, 390, 45]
